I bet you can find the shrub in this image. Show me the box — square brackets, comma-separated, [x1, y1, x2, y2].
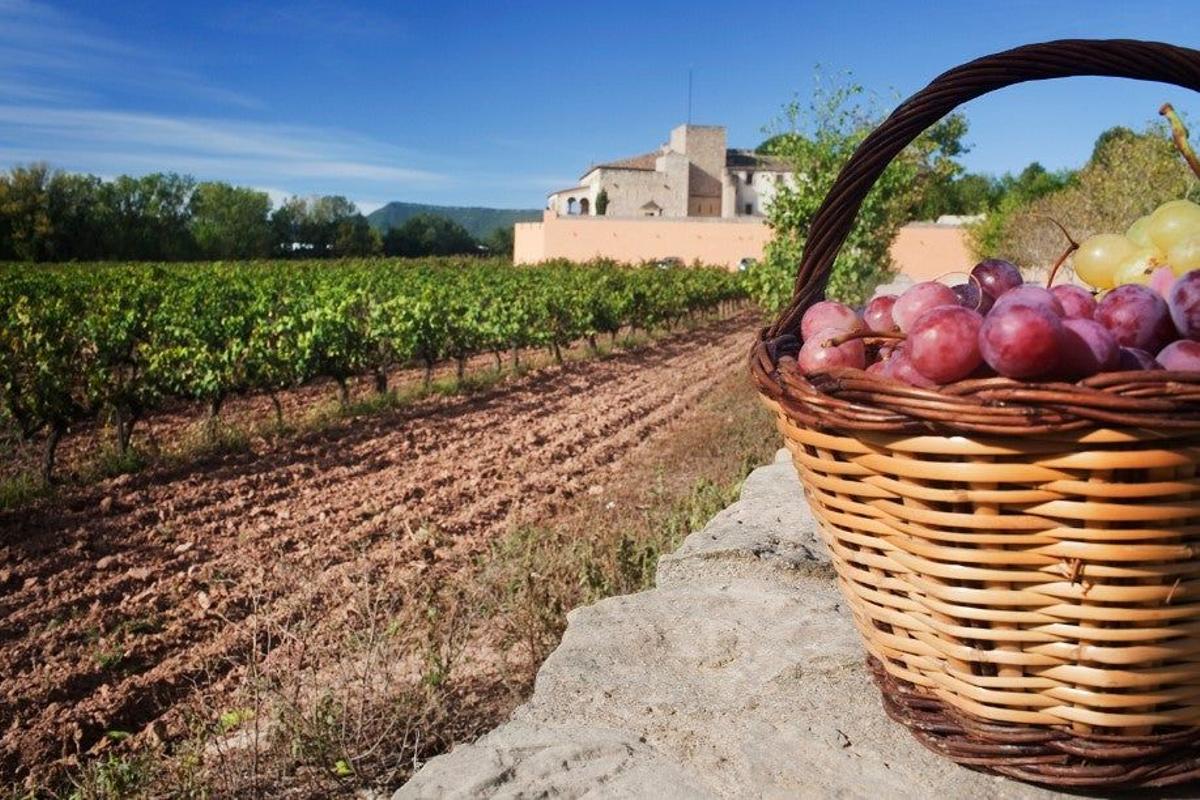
[970, 125, 1200, 270]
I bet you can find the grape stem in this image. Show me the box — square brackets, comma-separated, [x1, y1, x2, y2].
[825, 329, 906, 347]
[1042, 217, 1079, 288]
[1161, 103, 1200, 182]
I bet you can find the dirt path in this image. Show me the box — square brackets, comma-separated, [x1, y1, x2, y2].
[0, 311, 758, 784]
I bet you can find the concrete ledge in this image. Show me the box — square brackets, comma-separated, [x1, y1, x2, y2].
[396, 451, 1066, 799]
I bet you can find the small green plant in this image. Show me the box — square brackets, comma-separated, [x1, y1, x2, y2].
[218, 707, 255, 732]
[94, 645, 124, 670]
[66, 754, 154, 800]
[0, 473, 48, 510]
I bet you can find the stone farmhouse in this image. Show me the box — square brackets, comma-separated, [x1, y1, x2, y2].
[546, 124, 793, 219]
[515, 122, 972, 276]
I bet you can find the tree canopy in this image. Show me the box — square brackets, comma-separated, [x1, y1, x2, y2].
[382, 213, 479, 257]
[745, 79, 970, 308]
[0, 163, 525, 262]
[0, 164, 390, 262]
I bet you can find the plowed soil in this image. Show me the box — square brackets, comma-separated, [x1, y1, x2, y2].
[0, 311, 760, 785]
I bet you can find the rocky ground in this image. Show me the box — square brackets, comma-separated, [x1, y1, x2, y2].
[396, 451, 1069, 800]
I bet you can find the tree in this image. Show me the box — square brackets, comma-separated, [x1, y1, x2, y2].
[46, 171, 108, 260]
[595, 189, 609, 216]
[483, 225, 514, 258]
[101, 173, 196, 260]
[269, 196, 308, 255]
[333, 213, 382, 256]
[0, 163, 54, 261]
[382, 214, 478, 257]
[268, 194, 362, 256]
[189, 182, 273, 259]
[748, 78, 969, 309]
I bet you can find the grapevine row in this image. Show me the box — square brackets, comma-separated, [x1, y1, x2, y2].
[0, 257, 746, 481]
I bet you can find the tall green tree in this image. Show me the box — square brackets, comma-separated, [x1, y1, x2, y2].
[189, 182, 273, 259]
[382, 214, 478, 257]
[483, 225, 514, 258]
[46, 171, 108, 260]
[269, 194, 363, 256]
[749, 79, 969, 308]
[333, 213, 382, 256]
[101, 173, 197, 259]
[0, 163, 54, 261]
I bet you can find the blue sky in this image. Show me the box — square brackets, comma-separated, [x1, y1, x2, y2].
[2, 0, 1198, 214]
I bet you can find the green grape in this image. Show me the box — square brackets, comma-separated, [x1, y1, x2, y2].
[1148, 199, 1200, 252]
[1167, 233, 1200, 275]
[1127, 215, 1154, 249]
[1113, 246, 1166, 286]
[1074, 234, 1137, 290]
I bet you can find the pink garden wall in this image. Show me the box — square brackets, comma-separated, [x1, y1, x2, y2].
[515, 212, 975, 278]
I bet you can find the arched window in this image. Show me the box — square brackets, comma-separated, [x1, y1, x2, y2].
[579, 198, 590, 215]
[567, 197, 578, 215]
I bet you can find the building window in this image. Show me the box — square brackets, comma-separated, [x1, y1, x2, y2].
[579, 198, 590, 215]
[744, 203, 753, 215]
[745, 171, 754, 184]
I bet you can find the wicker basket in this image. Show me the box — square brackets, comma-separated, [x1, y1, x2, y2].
[751, 40, 1200, 789]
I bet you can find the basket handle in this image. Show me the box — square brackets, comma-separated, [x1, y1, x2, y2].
[768, 38, 1200, 338]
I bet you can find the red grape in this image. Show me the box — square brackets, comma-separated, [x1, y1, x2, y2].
[1157, 340, 1200, 370]
[979, 303, 1063, 378]
[801, 300, 862, 341]
[893, 282, 957, 332]
[1118, 347, 1162, 371]
[953, 280, 993, 313]
[1059, 318, 1119, 378]
[865, 359, 889, 376]
[971, 259, 1023, 301]
[1149, 266, 1176, 299]
[1167, 270, 1200, 340]
[993, 285, 1065, 316]
[863, 294, 898, 332]
[796, 326, 866, 374]
[1051, 284, 1096, 319]
[1095, 284, 1176, 352]
[908, 306, 983, 383]
[882, 348, 937, 388]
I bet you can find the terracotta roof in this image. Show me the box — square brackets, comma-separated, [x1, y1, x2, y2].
[725, 149, 791, 172]
[580, 151, 660, 179]
[547, 184, 589, 196]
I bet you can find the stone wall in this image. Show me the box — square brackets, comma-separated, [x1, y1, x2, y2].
[395, 450, 1061, 799]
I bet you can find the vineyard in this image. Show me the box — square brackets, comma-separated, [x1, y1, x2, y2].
[0, 258, 746, 482]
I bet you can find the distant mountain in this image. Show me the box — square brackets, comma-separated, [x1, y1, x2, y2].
[366, 202, 542, 240]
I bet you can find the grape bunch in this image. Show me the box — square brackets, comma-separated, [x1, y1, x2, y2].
[791, 199, 1200, 386]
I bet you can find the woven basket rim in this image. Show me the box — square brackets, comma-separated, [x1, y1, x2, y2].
[757, 38, 1200, 438]
[751, 336, 1200, 437]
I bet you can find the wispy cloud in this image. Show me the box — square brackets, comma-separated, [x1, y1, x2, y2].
[0, 0, 260, 110]
[0, 105, 448, 188]
[0, 2, 449, 203]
